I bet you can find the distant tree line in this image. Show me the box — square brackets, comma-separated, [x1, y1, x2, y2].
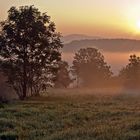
[0, 5, 140, 101]
[71, 48, 140, 89]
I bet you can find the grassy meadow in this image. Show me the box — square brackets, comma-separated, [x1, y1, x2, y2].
[0, 89, 140, 140]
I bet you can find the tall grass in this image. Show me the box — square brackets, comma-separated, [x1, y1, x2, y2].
[0, 89, 140, 140]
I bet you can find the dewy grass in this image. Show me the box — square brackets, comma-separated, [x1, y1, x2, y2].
[0, 89, 140, 140]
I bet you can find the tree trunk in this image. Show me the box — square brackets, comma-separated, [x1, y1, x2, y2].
[77, 75, 79, 88]
[22, 46, 27, 100]
[23, 80, 27, 99]
[22, 65, 27, 99]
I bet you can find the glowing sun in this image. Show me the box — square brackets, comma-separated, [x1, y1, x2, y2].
[136, 21, 140, 29]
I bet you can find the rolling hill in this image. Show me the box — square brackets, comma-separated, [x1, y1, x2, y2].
[62, 34, 100, 44]
[62, 37, 140, 74]
[63, 38, 140, 53]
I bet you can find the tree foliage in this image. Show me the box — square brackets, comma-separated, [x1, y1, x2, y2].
[0, 6, 62, 99]
[54, 61, 73, 88]
[71, 48, 112, 87]
[119, 54, 140, 88]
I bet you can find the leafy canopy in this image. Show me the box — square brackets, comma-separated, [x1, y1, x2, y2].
[71, 48, 112, 87]
[0, 6, 62, 99]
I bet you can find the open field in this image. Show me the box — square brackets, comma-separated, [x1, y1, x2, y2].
[0, 89, 140, 140]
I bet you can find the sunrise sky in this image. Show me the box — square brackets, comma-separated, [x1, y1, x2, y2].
[1, 0, 140, 39]
[1, 0, 140, 73]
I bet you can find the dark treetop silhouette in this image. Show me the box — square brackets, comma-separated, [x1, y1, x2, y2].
[119, 54, 140, 88]
[0, 6, 62, 99]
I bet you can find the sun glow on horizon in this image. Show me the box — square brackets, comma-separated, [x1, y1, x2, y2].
[126, 20, 140, 36]
[136, 20, 140, 30]
[1, 1, 140, 39]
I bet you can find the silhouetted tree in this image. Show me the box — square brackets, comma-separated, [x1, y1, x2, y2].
[119, 54, 140, 88]
[54, 61, 73, 88]
[0, 6, 62, 99]
[71, 48, 112, 87]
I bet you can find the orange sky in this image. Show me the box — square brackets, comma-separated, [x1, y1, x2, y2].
[1, 0, 140, 38]
[1, 0, 140, 73]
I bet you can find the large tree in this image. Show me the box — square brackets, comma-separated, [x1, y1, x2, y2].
[71, 48, 112, 87]
[0, 6, 62, 99]
[119, 54, 140, 88]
